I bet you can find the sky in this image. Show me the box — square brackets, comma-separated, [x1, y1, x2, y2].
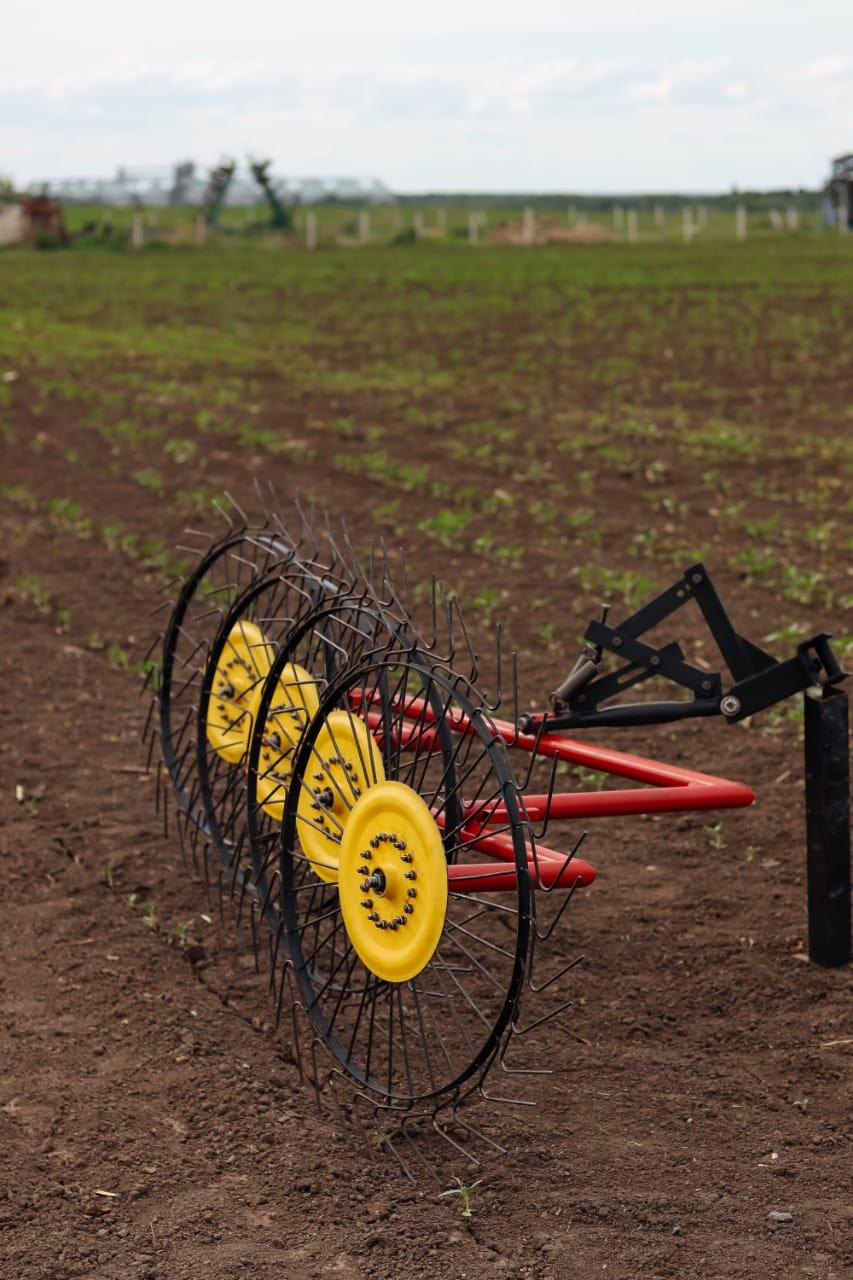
[2, 1, 851, 193]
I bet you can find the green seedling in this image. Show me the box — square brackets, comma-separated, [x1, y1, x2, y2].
[705, 822, 725, 851]
[440, 1177, 483, 1222]
[15, 574, 53, 613]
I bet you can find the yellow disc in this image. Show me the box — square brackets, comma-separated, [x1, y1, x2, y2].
[206, 620, 274, 764]
[338, 781, 448, 984]
[254, 663, 320, 821]
[296, 712, 385, 882]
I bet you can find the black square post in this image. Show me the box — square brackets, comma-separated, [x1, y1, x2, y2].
[804, 687, 851, 967]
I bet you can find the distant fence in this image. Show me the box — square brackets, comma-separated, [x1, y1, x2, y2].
[26, 198, 850, 252]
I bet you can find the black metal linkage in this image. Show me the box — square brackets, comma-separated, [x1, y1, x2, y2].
[541, 562, 847, 732]
[804, 687, 851, 968]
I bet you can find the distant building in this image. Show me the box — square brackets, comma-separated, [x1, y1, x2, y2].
[823, 154, 853, 228]
[27, 162, 395, 207]
[0, 196, 68, 246]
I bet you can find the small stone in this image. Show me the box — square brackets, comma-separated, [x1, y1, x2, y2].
[672, 1225, 684, 1236]
[768, 1211, 793, 1224]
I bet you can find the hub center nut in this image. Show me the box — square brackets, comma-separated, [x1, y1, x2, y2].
[361, 868, 387, 896]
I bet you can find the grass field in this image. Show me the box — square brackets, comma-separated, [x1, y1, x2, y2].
[1, 237, 851, 1279]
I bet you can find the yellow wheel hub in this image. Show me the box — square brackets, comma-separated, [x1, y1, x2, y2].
[296, 712, 385, 882]
[254, 663, 320, 821]
[206, 621, 274, 764]
[338, 781, 448, 984]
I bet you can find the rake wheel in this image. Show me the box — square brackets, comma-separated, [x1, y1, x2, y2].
[194, 557, 340, 897]
[245, 597, 431, 936]
[280, 652, 532, 1106]
[157, 529, 282, 826]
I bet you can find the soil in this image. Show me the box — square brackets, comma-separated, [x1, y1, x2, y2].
[1, 264, 851, 1280]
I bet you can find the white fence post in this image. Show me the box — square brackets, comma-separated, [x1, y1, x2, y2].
[306, 211, 317, 251]
[413, 211, 424, 240]
[626, 208, 638, 242]
[735, 204, 747, 240]
[682, 206, 694, 243]
[522, 206, 535, 245]
[468, 211, 480, 245]
[358, 210, 370, 243]
[785, 206, 799, 231]
[131, 212, 144, 250]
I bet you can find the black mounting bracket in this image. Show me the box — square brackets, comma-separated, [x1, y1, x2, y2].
[534, 563, 847, 732]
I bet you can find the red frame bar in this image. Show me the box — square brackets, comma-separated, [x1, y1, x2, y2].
[353, 693, 755, 894]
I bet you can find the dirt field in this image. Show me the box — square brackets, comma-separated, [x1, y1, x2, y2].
[1, 239, 851, 1279]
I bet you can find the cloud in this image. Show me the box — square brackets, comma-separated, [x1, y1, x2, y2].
[804, 55, 851, 79]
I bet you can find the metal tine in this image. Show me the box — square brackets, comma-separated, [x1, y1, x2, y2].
[367, 544, 415, 634]
[211, 497, 236, 528]
[261, 477, 282, 525]
[143, 720, 157, 775]
[517, 752, 559, 836]
[249, 900, 261, 973]
[328, 521, 371, 598]
[288, 994, 306, 1080]
[495, 1045, 553, 1079]
[533, 832, 589, 933]
[368, 1115, 419, 1184]
[423, 576, 439, 654]
[527, 806, 587, 896]
[309, 1037, 333, 1116]
[527, 942, 585, 997]
[450, 593, 478, 686]
[430, 1114, 481, 1168]
[222, 491, 250, 526]
[292, 495, 321, 561]
[325, 1069, 358, 1134]
[433, 581, 456, 667]
[139, 630, 162, 668]
[478, 623, 504, 713]
[511, 996, 577, 1040]
[393, 542, 410, 612]
[445, 1100, 508, 1157]
[141, 696, 156, 748]
[477, 1073, 537, 1108]
[353, 1097, 447, 1185]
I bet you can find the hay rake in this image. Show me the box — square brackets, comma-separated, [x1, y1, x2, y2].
[146, 492, 849, 1166]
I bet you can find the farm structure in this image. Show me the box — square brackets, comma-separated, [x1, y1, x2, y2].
[823, 153, 853, 229]
[27, 161, 395, 208]
[0, 196, 68, 246]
